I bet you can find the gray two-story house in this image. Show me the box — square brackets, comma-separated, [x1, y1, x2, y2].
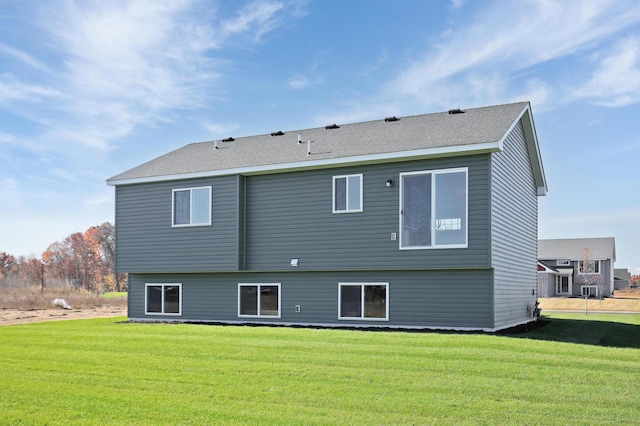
[538, 237, 616, 298]
[107, 101, 547, 331]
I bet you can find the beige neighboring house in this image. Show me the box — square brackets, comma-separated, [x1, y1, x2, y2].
[614, 268, 631, 290]
[538, 238, 616, 298]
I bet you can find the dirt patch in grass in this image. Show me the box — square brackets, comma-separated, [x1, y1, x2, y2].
[0, 305, 127, 326]
[0, 287, 127, 325]
[539, 290, 640, 313]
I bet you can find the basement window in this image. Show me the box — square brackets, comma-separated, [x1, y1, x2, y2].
[238, 284, 281, 318]
[145, 283, 182, 316]
[339, 283, 388, 320]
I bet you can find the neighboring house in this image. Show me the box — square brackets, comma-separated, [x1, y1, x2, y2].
[614, 268, 631, 290]
[107, 101, 547, 331]
[537, 238, 616, 298]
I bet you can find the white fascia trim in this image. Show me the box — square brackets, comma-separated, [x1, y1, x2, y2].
[107, 142, 502, 186]
[515, 103, 548, 196]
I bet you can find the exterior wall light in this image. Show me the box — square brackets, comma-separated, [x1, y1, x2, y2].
[386, 179, 393, 187]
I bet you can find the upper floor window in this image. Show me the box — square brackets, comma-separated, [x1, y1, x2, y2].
[556, 259, 571, 266]
[579, 260, 600, 275]
[172, 187, 211, 227]
[400, 168, 468, 249]
[333, 174, 363, 213]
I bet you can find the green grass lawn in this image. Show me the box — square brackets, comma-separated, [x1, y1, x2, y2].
[1, 314, 639, 425]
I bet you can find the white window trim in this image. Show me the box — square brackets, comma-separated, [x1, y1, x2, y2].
[238, 283, 282, 319]
[556, 275, 571, 294]
[171, 186, 212, 227]
[332, 174, 363, 214]
[338, 282, 389, 321]
[399, 167, 468, 250]
[145, 283, 182, 316]
[581, 285, 599, 297]
[556, 259, 571, 266]
[578, 260, 601, 275]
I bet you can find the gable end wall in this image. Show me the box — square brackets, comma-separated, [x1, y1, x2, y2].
[491, 120, 538, 329]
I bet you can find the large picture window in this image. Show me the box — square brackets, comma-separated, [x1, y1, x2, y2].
[400, 168, 467, 249]
[333, 174, 363, 213]
[238, 284, 281, 318]
[172, 187, 211, 226]
[145, 283, 182, 315]
[338, 283, 388, 320]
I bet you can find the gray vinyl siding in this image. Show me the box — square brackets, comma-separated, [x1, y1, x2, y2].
[572, 259, 614, 297]
[491, 120, 538, 329]
[127, 269, 494, 329]
[537, 273, 555, 298]
[115, 176, 240, 273]
[244, 155, 491, 271]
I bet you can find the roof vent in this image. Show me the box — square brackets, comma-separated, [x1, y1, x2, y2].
[222, 137, 235, 142]
[448, 109, 465, 115]
[298, 133, 303, 144]
[384, 116, 400, 122]
[214, 140, 219, 150]
[271, 131, 284, 136]
[325, 124, 339, 130]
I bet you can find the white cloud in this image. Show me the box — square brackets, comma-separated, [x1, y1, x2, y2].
[386, 0, 640, 110]
[222, 0, 284, 41]
[84, 191, 113, 206]
[0, 42, 49, 71]
[288, 74, 310, 89]
[572, 37, 640, 107]
[0, 177, 23, 208]
[358, 50, 390, 77]
[0, 0, 295, 158]
[39, 1, 220, 148]
[50, 168, 78, 182]
[0, 0, 297, 163]
[202, 121, 240, 137]
[0, 131, 17, 144]
[0, 74, 61, 102]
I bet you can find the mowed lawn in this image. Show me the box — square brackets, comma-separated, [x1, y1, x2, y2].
[1, 314, 639, 425]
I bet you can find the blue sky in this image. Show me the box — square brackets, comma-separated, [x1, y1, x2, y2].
[1, 0, 639, 272]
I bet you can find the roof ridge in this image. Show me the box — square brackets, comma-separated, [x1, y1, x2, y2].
[187, 101, 531, 145]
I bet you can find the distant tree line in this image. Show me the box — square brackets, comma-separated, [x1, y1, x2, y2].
[0, 222, 126, 292]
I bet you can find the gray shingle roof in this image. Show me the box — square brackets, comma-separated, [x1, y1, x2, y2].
[538, 238, 616, 261]
[108, 101, 535, 185]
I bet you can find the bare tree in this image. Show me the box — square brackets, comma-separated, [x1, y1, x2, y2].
[580, 247, 602, 314]
[0, 252, 18, 287]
